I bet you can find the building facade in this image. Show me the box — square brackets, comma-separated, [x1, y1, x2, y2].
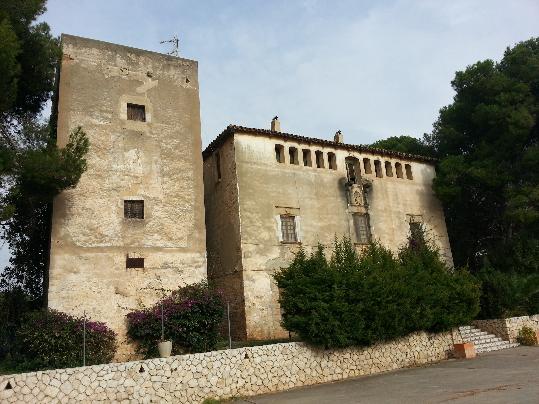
[203, 119, 453, 341]
[48, 35, 207, 358]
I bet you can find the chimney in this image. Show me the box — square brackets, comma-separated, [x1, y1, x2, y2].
[271, 116, 280, 132]
[334, 130, 343, 143]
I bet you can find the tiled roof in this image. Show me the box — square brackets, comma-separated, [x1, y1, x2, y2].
[202, 125, 437, 164]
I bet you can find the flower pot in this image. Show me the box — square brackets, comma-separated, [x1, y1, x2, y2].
[158, 340, 172, 358]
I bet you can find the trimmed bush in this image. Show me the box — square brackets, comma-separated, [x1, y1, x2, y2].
[516, 326, 537, 346]
[275, 229, 480, 348]
[14, 309, 116, 370]
[126, 282, 225, 357]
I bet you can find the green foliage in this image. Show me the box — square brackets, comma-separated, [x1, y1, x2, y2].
[126, 282, 225, 358]
[370, 135, 434, 157]
[0, 127, 89, 301]
[0, 288, 40, 360]
[275, 231, 480, 348]
[424, 38, 539, 287]
[516, 326, 537, 346]
[14, 309, 116, 371]
[0, 1, 89, 306]
[475, 267, 539, 319]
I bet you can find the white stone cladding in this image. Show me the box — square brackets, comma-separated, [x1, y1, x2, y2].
[0, 330, 454, 403]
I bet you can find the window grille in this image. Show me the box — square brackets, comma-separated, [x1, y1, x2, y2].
[124, 200, 144, 219]
[280, 215, 298, 243]
[126, 257, 144, 269]
[127, 103, 146, 122]
[353, 214, 371, 244]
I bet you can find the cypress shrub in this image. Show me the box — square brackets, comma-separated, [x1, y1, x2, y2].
[275, 228, 480, 348]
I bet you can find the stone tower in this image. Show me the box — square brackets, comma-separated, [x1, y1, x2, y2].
[48, 35, 207, 359]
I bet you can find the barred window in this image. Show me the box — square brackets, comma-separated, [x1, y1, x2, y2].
[124, 200, 144, 219]
[280, 215, 298, 243]
[127, 103, 146, 122]
[126, 257, 144, 269]
[353, 213, 371, 244]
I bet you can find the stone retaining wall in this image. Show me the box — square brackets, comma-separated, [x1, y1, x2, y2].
[473, 314, 539, 343]
[0, 331, 454, 403]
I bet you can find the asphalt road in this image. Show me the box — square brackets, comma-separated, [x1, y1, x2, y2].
[238, 346, 539, 404]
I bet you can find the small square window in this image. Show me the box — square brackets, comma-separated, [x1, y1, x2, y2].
[126, 257, 144, 269]
[280, 215, 298, 243]
[124, 200, 144, 219]
[127, 103, 146, 122]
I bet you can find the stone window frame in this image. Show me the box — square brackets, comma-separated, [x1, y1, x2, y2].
[289, 147, 299, 165]
[315, 150, 325, 169]
[275, 207, 301, 244]
[120, 95, 152, 124]
[405, 163, 413, 180]
[302, 149, 312, 167]
[385, 161, 393, 177]
[275, 144, 285, 163]
[327, 152, 337, 170]
[124, 199, 144, 220]
[363, 158, 372, 175]
[395, 162, 404, 178]
[374, 160, 383, 178]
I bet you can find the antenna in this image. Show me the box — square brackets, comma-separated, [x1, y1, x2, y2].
[160, 35, 180, 57]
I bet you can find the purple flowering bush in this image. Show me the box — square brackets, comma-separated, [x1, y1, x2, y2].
[126, 282, 225, 357]
[15, 309, 116, 370]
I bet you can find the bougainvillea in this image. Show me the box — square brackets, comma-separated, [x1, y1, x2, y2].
[15, 309, 116, 370]
[126, 282, 225, 357]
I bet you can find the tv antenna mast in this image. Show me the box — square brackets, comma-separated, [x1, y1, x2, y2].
[160, 35, 180, 57]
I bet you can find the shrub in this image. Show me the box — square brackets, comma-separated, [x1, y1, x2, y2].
[516, 326, 537, 346]
[14, 309, 116, 370]
[275, 230, 480, 348]
[126, 282, 225, 357]
[0, 288, 40, 360]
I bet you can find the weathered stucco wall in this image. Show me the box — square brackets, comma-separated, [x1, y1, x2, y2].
[228, 132, 453, 340]
[0, 330, 455, 403]
[473, 315, 539, 343]
[49, 35, 207, 360]
[203, 137, 247, 339]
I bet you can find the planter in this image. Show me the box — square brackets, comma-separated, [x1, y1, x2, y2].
[158, 340, 172, 358]
[453, 342, 476, 359]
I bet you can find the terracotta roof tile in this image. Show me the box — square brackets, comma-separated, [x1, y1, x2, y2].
[202, 125, 437, 164]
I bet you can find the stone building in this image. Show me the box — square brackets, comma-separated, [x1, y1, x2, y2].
[48, 35, 207, 358]
[203, 118, 453, 341]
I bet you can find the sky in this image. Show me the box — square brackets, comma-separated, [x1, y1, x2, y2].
[0, 0, 538, 268]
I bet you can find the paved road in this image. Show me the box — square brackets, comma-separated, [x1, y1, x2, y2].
[238, 346, 539, 404]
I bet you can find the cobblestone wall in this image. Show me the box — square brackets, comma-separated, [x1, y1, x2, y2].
[473, 314, 539, 343]
[0, 331, 454, 403]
